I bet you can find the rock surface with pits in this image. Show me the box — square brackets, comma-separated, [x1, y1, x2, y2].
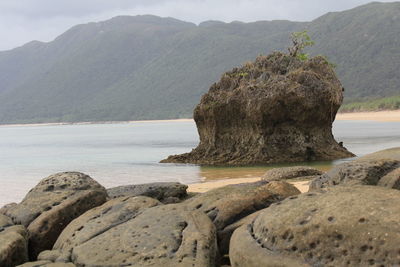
[4, 172, 108, 259]
[230, 186, 400, 267]
[185, 180, 300, 254]
[0, 214, 29, 267]
[76, 204, 216, 266]
[377, 167, 400, 189]
[37, 201, 217, 267]
[53, 196, 161, 253]
[262, 166, 323, 181]
[107, 182, 188, 203]
[309, 159, 399, 190]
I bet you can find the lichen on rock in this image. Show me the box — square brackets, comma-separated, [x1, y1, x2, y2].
[162, 52, 354, 165]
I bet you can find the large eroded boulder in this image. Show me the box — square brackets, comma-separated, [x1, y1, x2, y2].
[53, 196, 161, 254]
[0, 214, 29, 267]
[47, 203, 217, 267]
[358, 147, 400, 161]
[309, 159, 399, 190]
[162, 52, 354, 165]
[185, 180, 300, 254]
[107, 182, 188, 203]
[230, 186, 400, 267]
[4, 172, 108, 259]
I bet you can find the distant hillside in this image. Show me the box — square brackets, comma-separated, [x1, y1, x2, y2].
[340, 95, 400, 112]
[0, 2, 399, 124]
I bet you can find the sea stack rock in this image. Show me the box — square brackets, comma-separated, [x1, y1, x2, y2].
[162, 52, 354, 165]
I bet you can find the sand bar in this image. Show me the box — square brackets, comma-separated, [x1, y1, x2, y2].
[188, 177, 310, 193]
[1, 110, 400, 127]
[336, 110, 400, 122]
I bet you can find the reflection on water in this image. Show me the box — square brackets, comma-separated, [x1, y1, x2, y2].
[0, 119, 399, 206]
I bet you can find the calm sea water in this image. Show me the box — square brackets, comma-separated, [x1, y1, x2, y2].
[0, 120, 399, 206]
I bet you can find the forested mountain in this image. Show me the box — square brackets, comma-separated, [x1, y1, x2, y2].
[0, 2, 398, 124]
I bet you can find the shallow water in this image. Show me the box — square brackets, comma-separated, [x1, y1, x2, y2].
[0, 120, 399, 206]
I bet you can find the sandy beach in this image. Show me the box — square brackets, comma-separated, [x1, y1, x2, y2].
[336, 110, 400, 122]
[188, 177, 311, 193]
[1, 110, 399, 127]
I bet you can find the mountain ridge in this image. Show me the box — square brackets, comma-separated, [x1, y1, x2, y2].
[0, 2, 399, 124]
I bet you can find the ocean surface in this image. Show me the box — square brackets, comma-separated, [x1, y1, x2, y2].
[0, 120, 399, 206]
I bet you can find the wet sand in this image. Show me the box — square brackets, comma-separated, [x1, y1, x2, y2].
[188, 178, 310, 193]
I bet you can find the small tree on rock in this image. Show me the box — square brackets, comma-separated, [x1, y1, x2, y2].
[288, 31, 315, 60]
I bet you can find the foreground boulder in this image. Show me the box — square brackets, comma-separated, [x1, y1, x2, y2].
[310, 159, 399, 190]
[0, 214, 29, 267]
[0, 203, 17, 215]
[40, 202, 217, 267]
[262, 166, 323, 181]
[358, 147, 400, 161]
[107, 182, 188, 203]
[162, 52, 354, 165]
[4, 172, 108, 259]
[185, 180, 300, 254]
[377, 167, 400, 189]
[18, 262, 75, 267]
[230, 186, 400, 267]
[53, 196, 161, 254]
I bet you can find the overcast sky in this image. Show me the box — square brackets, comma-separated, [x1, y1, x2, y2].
[0, 0, 394, 51]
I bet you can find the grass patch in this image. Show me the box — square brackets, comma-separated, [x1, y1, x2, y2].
[340, 96, 400, 112]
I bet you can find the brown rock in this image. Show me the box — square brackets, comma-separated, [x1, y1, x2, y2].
[106, 182, 188, 203]
[377, 167, 400, 189]
[357, 147, 400, 161]
[262, 166, 323, 181]
[0, 214, 29, 267]
[17, 261, 76, 267]
[4, 172, 108, 259]
[162, 52, 354, 165]
[185, 181, 300, 254]
[309, 159, 399, 190]
[230, 186, 400, 267]
[217, 210, 263, 256]
[67, 204, 217, 267]
[37, 197, 217, 266]
[53, 196, 161, 253]
[0, 203, 17, 215]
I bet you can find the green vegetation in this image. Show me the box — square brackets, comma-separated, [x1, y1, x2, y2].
[340, 96, 400, 112]
[288, 31, 314, 61]
[0, 2, 399, 124]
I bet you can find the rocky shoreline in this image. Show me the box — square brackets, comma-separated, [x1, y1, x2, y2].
[1, 147, 399, 267]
